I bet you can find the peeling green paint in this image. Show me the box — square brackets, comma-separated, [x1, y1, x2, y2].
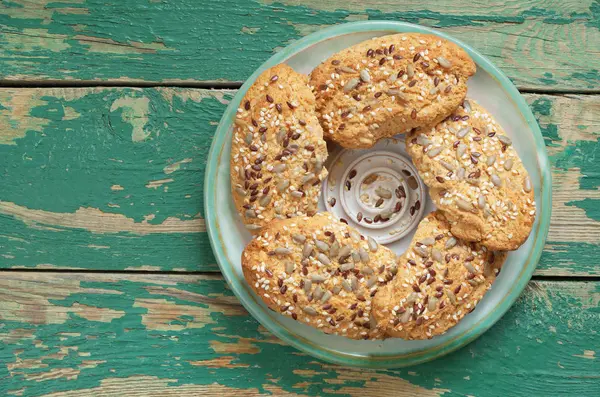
[0, 276, 599, 396]
[0, 0, 598, 90]
[567, 198, 600, 221]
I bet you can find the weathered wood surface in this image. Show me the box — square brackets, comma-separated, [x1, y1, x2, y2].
[0, 0, 598, 91]
[1, 272, 599, 396]
[0, 88, 598, 275]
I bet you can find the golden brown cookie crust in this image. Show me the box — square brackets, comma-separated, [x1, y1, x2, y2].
[242, 212, 400, 340]
[372, 211, 506, 340]
[406, 100, 536, 250]
[310, 33, 476, 149]
[230, 64, 328, 233]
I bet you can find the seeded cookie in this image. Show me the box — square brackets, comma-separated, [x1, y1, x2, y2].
[309, 33, 476, 149]
[406, 100, 536, 251]
[242, 212, 402, 340]
[372, 211, 506, 340]
[231, 64, 328, 233]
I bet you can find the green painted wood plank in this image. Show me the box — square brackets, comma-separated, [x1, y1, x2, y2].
[1, 272, 599, 396]
[0, 88, 598, 275]
[0, 0, 598, 90]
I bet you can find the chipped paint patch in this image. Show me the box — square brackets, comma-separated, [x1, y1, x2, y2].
[69, 303, 125, 322]
[74, 35, 171, 54]
[573, 350, 596, 360]
[145, 178, 174, 189]
[0, 201, 206, 234]
[210, 339, 260, 355]
[134, 298, 245, 331]
[164, 158, 192, 174]
[109, 95, 151, 142]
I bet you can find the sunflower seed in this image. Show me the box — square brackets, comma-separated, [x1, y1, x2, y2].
[344, 77, 360, 92]
[311, 274, 326, 283]
[301, 173, 316, 184]
[272, 163, 286, 173]
[366, 276, 377, 288]
[416, 134, 432, 146]
[234, 118, 249, 128]
[340, 263, 355, 272]
[314, 156, 323, 174]
[244, 132, 253, 145]
[329, 241, 340, 257]
[235, 187, 246, 196]
[291, 234, 306, 244]
[440, 160, 455, 171]
[491, 174, 502, 187]
[457, 127, 470, 139]
[245, 209, 257, 218]
[380, 209, 393, 219]
[497, 135, 512, 146]
[274, 247, 292, 255]
[332, 285, 342, 295]
[303, 279, 312, 293]
[406, 292, 418, 304]
[375, 187, 392, 199]
[400, 310, 411, 323]
[277, 128, 286, 143]
[428, 146, 443, 158]
[436, 56, 452, 69]
[350, 276, 359, 291]
[259, 194, 272, 207]
[359, 69, 371, 82]
[504, 158, 514, 171]
[277, 180, 290, 192]
[351, 251, 361, 263]
[246, 224, 261, 231]
[523, 176, 532, 192]
[303, 306, 317, 315]
[387, 74, 398, 84]
[407, 64, 415, 78]
[432, 248, 443, 263]
[339, 245, 352, 258]
[317, 253, 331, 266]
[478, 194, 486, 209]
[362, 267, 374, 275]
[464, 262, 477, 273]
[413, 245, 429, 258]
[342, 280, 353, 292]
[419, 237, 435, 246]
[321, 291, 332, 303]
[315, 240, 329, 252]
[367, 237, 378, 252]
[484, 261, 494, 277]
[285, 261, 294, 274]
[456, 143, 467, 158]
[463, 100, 472, 113]
[339, 66, 356, 73]
[359, 247, 370, 263]
[446, 289, 457, 304]
[428, 297, 438, 312]
[290, 191, 303, 198]
[302, 243, 313, 258]
[456, 198, 474, 211]
[457, 167, 466, 179]
[486, 155, 496, 166]
[386, 87, 403, 96]
[445, 237, 457, 249]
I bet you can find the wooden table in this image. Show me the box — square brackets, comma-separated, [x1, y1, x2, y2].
[1, 1, 599, 395]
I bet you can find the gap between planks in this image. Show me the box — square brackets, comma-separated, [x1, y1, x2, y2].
[1, 79, 599, 95]
[0, 267, 598, 282]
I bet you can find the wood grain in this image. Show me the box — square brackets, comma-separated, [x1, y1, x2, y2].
[0, 88, 598, 275]
[0, 272, 599, 396]
[0, 0, 598, 90]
